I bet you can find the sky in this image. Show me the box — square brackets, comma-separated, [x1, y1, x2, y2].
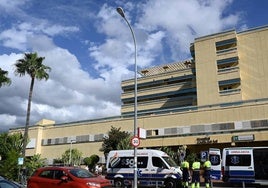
[0, 0, 267, 132]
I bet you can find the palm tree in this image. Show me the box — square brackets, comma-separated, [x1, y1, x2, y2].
[14, 52, 51, 158]
[0, 68, 11, 87]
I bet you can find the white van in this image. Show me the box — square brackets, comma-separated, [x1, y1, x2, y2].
[105, 149, 182, 188]
[208, 148, 222, 180]
[222, 147, 268, 186]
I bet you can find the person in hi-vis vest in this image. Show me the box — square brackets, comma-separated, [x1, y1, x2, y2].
[203, 157, 212, 188]
[191, 158, 200, 188]
[181, 159, 190, 188]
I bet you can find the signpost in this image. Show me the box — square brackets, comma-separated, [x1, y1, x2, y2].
[131, 136, 140, 147]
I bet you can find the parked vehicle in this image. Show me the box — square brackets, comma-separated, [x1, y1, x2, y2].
[221, 147, 268, 186]
[0, 176, 23, 188]
[106, 149, 182, 188]
[208, 148, 222, 180]
[27, 166, 112, 188]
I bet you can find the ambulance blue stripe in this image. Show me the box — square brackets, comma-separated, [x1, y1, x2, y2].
[224, 170, 255, 183]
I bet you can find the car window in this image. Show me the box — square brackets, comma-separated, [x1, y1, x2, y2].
[39, 170, 54, 179]
[54, 170, 66, 179]
[69, 169, 94, 178]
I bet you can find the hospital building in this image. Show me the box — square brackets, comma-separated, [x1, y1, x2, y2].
[10, 25, 268, 163]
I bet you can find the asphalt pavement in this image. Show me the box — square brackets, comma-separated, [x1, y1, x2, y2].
[208, 181, 266, 188]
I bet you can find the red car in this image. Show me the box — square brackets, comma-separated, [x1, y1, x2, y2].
[27, 166, 112, 188]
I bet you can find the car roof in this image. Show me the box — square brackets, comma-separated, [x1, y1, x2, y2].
[37, 166, 81, 171]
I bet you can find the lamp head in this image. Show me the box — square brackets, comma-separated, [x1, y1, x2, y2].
[116, 7, 125, 18]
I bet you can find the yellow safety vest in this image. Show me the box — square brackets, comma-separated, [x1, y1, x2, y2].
[204, 160, 211, 170]
[181, 161, 189, 169]
[192, 161, 201, 171]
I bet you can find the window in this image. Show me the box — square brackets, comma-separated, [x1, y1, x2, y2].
[162, 156, 178, 167]
[54, 170, 65, 179]
[70, 169, 94, 178]
[209, 155, 221, 166]
[218, 78, 240, 93]
[108, 157, 148, 168]
[152, 157, 167, 168]
[137, 157, 149, 168]
[226, 155, 251, 166]
[217, 57, 239, 71]
[216, 38, 237, 52]
[39, 170, 54, 179]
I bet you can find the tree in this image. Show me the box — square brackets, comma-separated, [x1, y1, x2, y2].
[117, 135, 132, 150]
[0, 132, 24, 180]
[0, 132, 24, 161]
[160, 145, 188, 165]
[14, 52, 51, 157]
[61, 148, 83, 166]
[25, 154, 46, 176]
[160, 146, 180, 164]
[83, 154, 100, 172]
[100, 126, 131, 158]
[0, 68, 11, 87]
[0, 149, 20, 180]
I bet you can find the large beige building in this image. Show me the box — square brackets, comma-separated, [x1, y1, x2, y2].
[10, 25, 268, 164]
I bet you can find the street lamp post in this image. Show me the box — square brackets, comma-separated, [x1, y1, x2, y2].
[116, 7, 138, 188]
[69, 140, 75, 166]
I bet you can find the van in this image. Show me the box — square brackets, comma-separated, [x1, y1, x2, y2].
[208, 148, 222, 180]
[221, 147, 268, 186]
[106, 149, 182, 188]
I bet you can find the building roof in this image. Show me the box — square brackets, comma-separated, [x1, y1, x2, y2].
[139, 60, 192, 76]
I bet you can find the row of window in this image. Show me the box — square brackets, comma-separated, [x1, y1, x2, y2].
[122, 75, 194, 92]
[215, 38, 240, 94]
[147, 119, 268, 137]
[41, 118, 267, 147]
[42, 133, 107, 146]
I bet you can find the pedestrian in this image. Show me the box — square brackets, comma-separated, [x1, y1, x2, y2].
[191, 158, 201, 188]
[181, 159, 190, 188]
[203, 157, 211, 188]
[98, 164, 103, 175]
[95, 164, 100, 175]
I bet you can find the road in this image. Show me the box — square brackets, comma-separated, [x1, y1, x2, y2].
[202, 181, 265, 188]
[138, 182, 268, 188]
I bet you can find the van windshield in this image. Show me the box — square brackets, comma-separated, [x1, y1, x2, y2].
[162, 156, 178, 167]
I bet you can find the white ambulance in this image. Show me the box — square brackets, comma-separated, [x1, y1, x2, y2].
[221, 147, 268, 186]
[208, 148, 222, 180]
[105, 149, 182, 188]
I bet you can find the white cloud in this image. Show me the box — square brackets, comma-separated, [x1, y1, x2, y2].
[0, 0, 28, 11]
[0, 114, 17, 130]
[0, 21, 79, 52]
[0, 0, 244, 132]
[0, 47, 122, 131]
[137, 0, 240, 59]
[0, 28, 29, 50]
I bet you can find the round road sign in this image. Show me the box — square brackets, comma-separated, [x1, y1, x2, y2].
[131, 136, 140, 147]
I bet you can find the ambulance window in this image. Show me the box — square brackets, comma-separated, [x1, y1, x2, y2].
[152, 157, 167, 168]
[209, 155, 221, 165]
[137, 157, 148, 168]
[108, 157, 148, 168]
[226, 155, 251, 166]
[162, 156, 178, 167]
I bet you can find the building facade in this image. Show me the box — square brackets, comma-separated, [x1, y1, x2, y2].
[10, 25, 268, 164]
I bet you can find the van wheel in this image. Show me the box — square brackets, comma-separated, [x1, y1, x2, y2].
[165, 178, 177, 188]
[114, 178, 124, 188]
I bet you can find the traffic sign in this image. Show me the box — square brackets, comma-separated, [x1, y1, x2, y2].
[18, 157, 24, 165]
[131, 136, 140, 147]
